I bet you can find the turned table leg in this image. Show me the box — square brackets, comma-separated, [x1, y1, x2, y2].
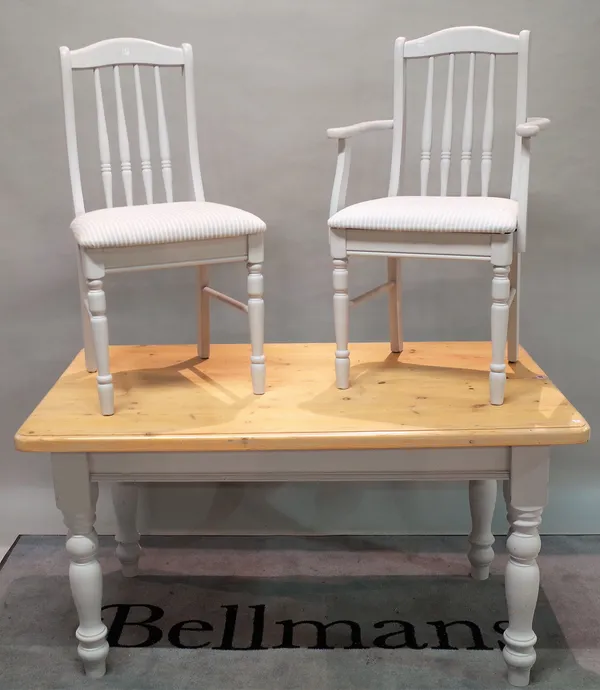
[52, 453, 109, 678]
[468, 479, 497, 580]
[503, 447, 549, 687]
[111, 483, 141, 577]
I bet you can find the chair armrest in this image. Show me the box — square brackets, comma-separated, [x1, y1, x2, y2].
[516, 117, 551, 138]
[514, 117, 550, 253]
[327, 120, 392, 221]
[327, 119, 393, 139]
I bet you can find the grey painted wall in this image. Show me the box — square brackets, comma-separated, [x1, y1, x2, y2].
[1, 0, 599, 536]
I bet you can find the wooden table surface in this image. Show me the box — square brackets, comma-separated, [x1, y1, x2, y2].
[15, 342, 589, 453]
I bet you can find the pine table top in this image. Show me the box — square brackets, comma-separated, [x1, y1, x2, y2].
[15, 342, 589, 453]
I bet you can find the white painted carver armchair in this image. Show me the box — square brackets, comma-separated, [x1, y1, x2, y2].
[60, 38, 266, 415]
[327, 27, 549, 404]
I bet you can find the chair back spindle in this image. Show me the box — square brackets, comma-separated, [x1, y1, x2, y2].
[133, 65, 153, 204]
[154, 66, 174, 203]
[440, 54, 454, 196]
[420, 57, 434, 196]
[461, 53, 475, 196]
[93, 68, 113, 208]
[113, 65, 133, 206]
[481, 54, 495, 196]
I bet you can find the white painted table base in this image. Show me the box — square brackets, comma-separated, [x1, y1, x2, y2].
[51, 445, 548, 686]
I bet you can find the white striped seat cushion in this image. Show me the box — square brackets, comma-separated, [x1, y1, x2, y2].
[328, 196, 518, 234]
[71, 201, 266, 249]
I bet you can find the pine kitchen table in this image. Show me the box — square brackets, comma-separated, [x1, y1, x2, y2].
[15, 342, 589, 687]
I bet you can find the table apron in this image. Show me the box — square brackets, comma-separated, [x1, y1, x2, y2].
[84, 447, 512, 483]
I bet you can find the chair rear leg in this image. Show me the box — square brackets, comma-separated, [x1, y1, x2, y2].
[508, 251, 520, 363]
[248, 262, 265, 394]
[197, 265, 210, 359]
[387, 257, 403, 354]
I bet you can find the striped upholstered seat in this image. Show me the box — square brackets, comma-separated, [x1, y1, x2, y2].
[328, 196, 518, 234]
[71, 201, 267, 249]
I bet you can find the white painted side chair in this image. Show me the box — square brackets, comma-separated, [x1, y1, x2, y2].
[327, 27, 549, 405]
[60, 38, 266, 415]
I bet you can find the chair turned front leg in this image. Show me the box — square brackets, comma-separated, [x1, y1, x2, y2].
[467, 479, 497, 580]
[333, 259, 350, 388]
[503, 448, 549, 687]
[248, 262, 265, 394]
[87, 278, 114, 415]
[490, 265, 510, 405]
[111, 483, 141, 577]
[52, 454, 108, 678]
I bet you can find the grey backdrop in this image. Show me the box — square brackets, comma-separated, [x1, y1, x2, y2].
[1, 0, 598, 536]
